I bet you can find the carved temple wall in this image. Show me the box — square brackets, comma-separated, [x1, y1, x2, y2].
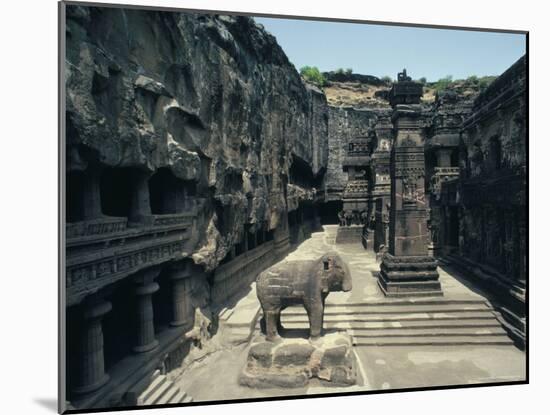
[64, 6, 332, 408]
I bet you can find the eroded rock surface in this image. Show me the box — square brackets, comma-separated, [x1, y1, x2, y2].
[239, 333, 357, 388]
[66, 6, 329, 272]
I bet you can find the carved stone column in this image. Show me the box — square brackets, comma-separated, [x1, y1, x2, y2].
[378, 71, 441, 297]
[133, 267, 160, 353]
[81, 166, 103, 221]
[129, 171, 152, 223]
[72, 298, 112, 395]
[169, 260, 193, 328]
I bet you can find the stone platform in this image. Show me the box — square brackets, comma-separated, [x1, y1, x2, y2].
[335, 225, 364, 244]
[378, 253, 442, 297]
[239, 333, 356, 388]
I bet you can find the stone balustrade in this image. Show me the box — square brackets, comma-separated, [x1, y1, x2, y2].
[66, 217, 128, 240]
[211, 241, 277, 305]
[66, 212, 197, 306]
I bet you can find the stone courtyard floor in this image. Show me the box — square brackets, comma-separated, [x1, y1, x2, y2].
[174, 226, 526, 402]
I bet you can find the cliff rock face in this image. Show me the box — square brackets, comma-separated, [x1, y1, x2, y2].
[65, 6, 327, 270]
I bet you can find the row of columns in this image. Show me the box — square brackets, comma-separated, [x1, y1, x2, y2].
[68, 166, 194, 223]
[71, 261, 194, 397]
[69, 166, 153, 223]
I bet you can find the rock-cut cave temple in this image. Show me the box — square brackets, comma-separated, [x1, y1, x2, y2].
[63, 4, 526, 410]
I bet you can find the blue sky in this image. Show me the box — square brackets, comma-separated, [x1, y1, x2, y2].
[254, 17, 526, 81]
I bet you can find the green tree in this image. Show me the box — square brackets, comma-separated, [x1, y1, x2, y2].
[466, 75, 479, 85]
[381, 75, 393, 84]
[345, 68, 353, 75]
[300, 66, 327, 87]
[418, 77, 427, 84]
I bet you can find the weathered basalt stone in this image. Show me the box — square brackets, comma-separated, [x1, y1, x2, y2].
[66, 6, 330, 279]
[239, 333, 356, 388]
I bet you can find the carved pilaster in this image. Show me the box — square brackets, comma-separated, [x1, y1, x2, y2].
[129, 171, 152, 223]
[81, 166, 103, 221]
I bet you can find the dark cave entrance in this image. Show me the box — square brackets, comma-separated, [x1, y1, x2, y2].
[149, 167, 185, 215]
[319, 200, 342, 225]
[66, 170, 85, 223]
[100, 168, 136, 218]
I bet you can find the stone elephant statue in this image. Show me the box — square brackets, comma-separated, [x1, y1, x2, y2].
[256, 253, 352, 342]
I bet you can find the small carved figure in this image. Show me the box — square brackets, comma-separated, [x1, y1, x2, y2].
[353, 210, 361, 225]
[360, 210, 369, 226]
[344, 210, 353, 226]
[337, 210, 346, 227]
[256, 253, 352, 342]
[402, 177, 418, 203]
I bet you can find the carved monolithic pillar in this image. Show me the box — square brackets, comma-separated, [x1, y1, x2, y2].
[133, 267, 160, 353]
[378, 70, 441, 297]
[169, 260, 194, 328]
[72, 298, 112, 395]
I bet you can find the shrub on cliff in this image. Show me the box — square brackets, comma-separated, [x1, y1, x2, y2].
[478, 75, 497, 89]
[434, 75, 454, 92]
[300, 66, 327, 87]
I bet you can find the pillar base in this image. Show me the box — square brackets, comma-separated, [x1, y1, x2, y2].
[132, 339, 159, 353]
[72, 373, 110, 396]
[170, 319, 191, 328]
[427, 243, 442, 257]
[378, 253, 442, 297]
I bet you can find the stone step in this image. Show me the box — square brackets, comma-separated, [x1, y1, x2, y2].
[281, 303, 490, 316]
[353, 335, 514, 346]
[170, 390, 187, 404]
[138, 374, 167, 404]
[324, 298, 487, 307]
[156, 385, 180, 405]
[145, 378, 173, 405]
[281, 310, 496, 323]
[281, 318, 503, 330]
[349, 326, 508, 338]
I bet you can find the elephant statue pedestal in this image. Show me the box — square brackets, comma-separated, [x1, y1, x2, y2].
[239, 332, 357, 388]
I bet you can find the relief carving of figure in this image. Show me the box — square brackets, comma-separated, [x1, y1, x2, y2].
[337, 210, 346, 227]
[360, 210, 369, 226]
[344, 210, 353, 226]
[402, 177, 418, 203]
[353, 210, 361, 225]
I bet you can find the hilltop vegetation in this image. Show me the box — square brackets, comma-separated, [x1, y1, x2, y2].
[298, 66, 497, 107]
